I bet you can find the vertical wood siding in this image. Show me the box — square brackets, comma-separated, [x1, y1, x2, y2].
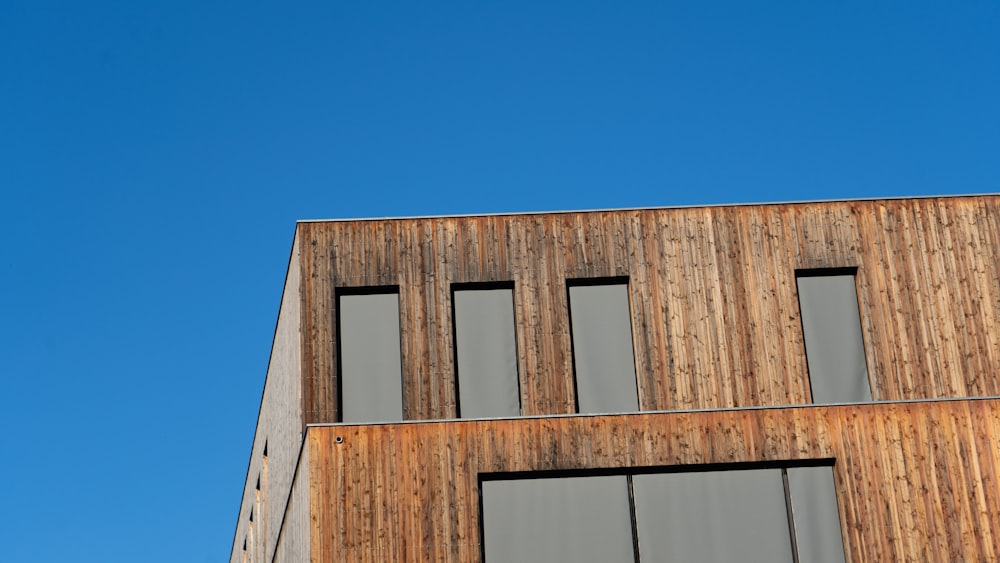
[273, 444, 310, 563]
[297, 196, 1000, 423]
[308, 399, 1000, 562]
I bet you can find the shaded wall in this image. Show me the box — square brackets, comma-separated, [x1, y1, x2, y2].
[273, 443, 311, 563]
[231, 235, 304, 563]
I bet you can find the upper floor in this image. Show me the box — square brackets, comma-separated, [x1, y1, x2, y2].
[299, 194, 1000, 424]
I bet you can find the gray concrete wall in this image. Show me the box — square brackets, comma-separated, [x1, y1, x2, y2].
[231, 232, 305, 563]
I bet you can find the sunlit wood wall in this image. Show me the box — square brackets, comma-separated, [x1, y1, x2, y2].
[305, 398, 1000, 562]
[297, 196, 1000, 423]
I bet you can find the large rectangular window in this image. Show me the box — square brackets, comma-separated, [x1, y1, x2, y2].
[633, 469, 793, 562]
[481, 464, 845, 563]
[481, 475, 634, 563]
[796, 270, 873, 403]
[567, 279, 639, 414]
[453, 284, 520, 418]
[337, 288, 404, 423]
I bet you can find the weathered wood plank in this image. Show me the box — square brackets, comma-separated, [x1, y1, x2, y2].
[297, 196, 1000, 424]
[309, 399, 1000, 562]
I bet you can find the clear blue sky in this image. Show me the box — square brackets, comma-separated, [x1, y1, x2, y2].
[1, 1, 997, 561]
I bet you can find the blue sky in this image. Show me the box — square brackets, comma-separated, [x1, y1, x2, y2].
[1, 1, 997, 561]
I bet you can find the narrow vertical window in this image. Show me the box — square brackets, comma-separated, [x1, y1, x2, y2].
[567, 279, 639, 413]
[796, 270, 873, 403]
[254, 476, 262, 562]
[632, 469, 794, 563]
[786, 466, 847, 563]
[247, 510, 254, 563]
[337, 288, 404, 422]
[453, 284, 520, 418]
[481, 475, 634, 563]
[261, 442, 268, 559]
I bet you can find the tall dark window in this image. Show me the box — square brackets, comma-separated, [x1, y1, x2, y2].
[452, 284, 521, 418]
[337, 287, 404, 423]
[796, 269, 873, 403]
[786, 466, 847, 563]
[567, 279, 639, 414]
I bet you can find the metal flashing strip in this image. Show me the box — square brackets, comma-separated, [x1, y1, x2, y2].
[295, 192, 1000, 224]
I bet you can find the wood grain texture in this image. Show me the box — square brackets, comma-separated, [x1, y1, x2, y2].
[239, 195, 1000, 562]
[297, 196, 1000, 423]
[307, 399, 1000, 563]
[272, 442, 310, 563]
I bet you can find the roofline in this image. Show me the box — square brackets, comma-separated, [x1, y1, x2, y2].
[295, 191, 1000, 224]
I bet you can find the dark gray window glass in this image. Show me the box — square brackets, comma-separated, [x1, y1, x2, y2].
[453, 288, 520, 418]
[787, 467, 847, 563]
[338, 292, 404, 423]
[632, 469, 794, 563]
[568, 282, 639, 414]
[797, 273, 873, 403]
[481, 475, 634, 563]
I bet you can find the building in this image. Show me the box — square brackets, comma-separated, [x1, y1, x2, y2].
[230, 195, 1000, 562]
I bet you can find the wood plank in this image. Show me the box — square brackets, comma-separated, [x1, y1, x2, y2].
[296, 196, 1000, 424]
[309, 399, 1000, 562]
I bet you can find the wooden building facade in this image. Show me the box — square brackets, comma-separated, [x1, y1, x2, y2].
[231, 195, 1000, 562]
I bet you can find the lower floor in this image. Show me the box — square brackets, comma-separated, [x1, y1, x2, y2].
[275, 398, 1000, 562]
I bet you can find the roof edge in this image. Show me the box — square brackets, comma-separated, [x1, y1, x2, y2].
[296, 191, 1000, 224]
